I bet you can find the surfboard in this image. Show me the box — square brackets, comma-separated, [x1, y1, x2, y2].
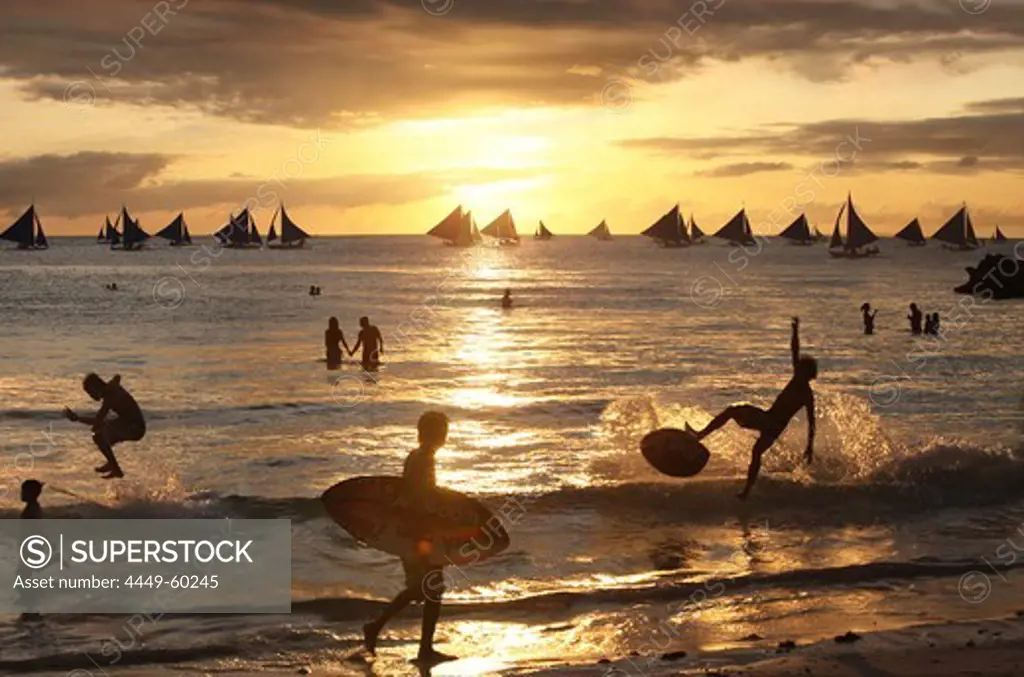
[640, 428, 711, 477]
[321, 476, 510, 566]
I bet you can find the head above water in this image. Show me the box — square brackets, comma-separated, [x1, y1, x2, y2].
[910, 303, 918, 310]
[796, 356, 818, 381]
[83, 373, 106, 400]
[861, 302, 871, 312]
[21, 479, 43, 502]
[328, 316, 339, 331]
[417, 411, 449, 450]
[359, 316, 369, 328]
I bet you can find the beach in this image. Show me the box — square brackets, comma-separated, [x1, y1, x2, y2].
[1, 235, 1022, 675]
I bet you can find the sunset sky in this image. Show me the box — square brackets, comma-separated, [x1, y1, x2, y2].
[2, 0, 1023, 236]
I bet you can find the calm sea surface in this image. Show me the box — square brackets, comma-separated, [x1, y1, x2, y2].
[1, 235, 1022, 675]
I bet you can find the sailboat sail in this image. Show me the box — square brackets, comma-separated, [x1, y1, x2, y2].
[894, 218, 926, 245]
[481, 210, 519, 241]
[535, 221, 553, 239]
[642, 205, 688, 246]
[267, 215, 279, 243]
[994, 226, 1008, 242]
[215, 209, 254, 247]
[183, 224, 191, 244]
[97, 225, 105, 242]
[1, 205, 39, 248]
[779, 214, 812, 243]
[427, 206, 466, 243]
[155, 213, 189, 245]
[932, 206, 979, 248]
[713, 209, 755, 245]
[34, 211, 48, 248]
[845, 195, 878, 250]
[120, 206, 150, 249]
[690, 215, 704, 241]
[280, 205, 310, 245]
[828, 202, 846, 249]
[588, 220, 612, 240]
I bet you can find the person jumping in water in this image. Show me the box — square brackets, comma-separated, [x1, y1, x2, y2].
[363, 411, 456, 664]
[350, 316, 383, 372]
[687, 317, 816, 500]
[63, 373, 146, 479]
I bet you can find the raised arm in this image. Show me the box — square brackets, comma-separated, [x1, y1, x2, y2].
[791, 316, 800, 370]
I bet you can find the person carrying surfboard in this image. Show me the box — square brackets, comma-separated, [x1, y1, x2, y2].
[363, 411, 455, 664]
[687, 317, 816, 500]
[63, 373, 146, 479]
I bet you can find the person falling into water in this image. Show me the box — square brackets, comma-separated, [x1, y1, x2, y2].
[324, 317, 350, 370]
[363, 411, 456, 664]
[350, 316, 383, 372]
[908, 303, 923, 335]
[861, 303, 878, 335]
[63, 373, 146, 479]
[687, 317, 816, 500]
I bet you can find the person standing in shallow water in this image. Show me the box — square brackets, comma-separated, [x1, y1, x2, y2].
[324, 317, 349, 370]
[861, 303, 878, 335]
[363, 411, 456, 664]
[19, 480, 44, 622]
[908, 303, 923, 335]
[350, 316, 383, 372]
[501, 288, 513, 309]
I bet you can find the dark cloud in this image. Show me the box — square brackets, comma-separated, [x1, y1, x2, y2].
[0, 1, 1023, 127]
[622, 97, 1024, 173]
[0, 151, 537, 219]
[695, 161, 793, 177]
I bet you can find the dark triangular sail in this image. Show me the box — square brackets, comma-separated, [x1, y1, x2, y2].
[536, 221, 553, 239]
[642, 205, 688, 246]
[894, 218, 926, 245]
[828, 202, 846, 249]
[97, 225, 106, 242]
[588, 220, 612, 239]
[121, 206, 150, 249]
[779, 214, 812, 243]
[845, 195, 878, 250]
[267, 220, 278, 243]
[155, 213, 188, 244]
[280, 205, 310, 244]
[427, 206, 465, 242]
[932, 205, 978, 248]
[994, 226, 1008, 242]
[1, 205, 38, 248]
[690, 215, 704, 240]
[481, 210, 519, 240]
[215, 209, 252, 246]
[714, 208, 755, 245]
[183, 224, 191, 244]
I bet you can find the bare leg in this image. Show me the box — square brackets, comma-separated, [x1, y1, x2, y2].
[691, 405, 764, 440]
[364, 589, 416, 654]
[738, 435, 775, 500]
[417, 597, 456, 661]
[92, 432, 123, 477]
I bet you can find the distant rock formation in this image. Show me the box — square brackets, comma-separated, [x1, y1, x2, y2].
[954, 252, 1024, 299]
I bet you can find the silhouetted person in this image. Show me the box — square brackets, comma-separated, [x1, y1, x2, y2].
[63, 373, 145, 479]
[687, 317, 816, 500]
[908, 303, 923, 335]
[861, 303, 878, 335]
[309, 285, 316, 296]
[501, 288, 513, 309]
[19, 480, 43, 622]
[933, 312, 941, 335]
[325, 317, 350, 370]
[363, 411, 456, 664]
[924, 312, 940, 336]
[351, 316, 383, 372]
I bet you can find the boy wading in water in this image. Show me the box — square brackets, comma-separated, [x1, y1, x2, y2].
[363, 411, 456, 664]
[688, 317, 817, 500]
[63, 373, 146, 479]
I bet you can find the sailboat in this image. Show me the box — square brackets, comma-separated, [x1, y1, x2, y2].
[427, 205, 476, 247]
[993, 226, 1009, 243]
[713, 208, 756, 246]
[117, 206, 150, 251]
[1, 205, 48, 250]
[535, 221, 554, 240]
[481, 209, 520, 246]
[893, 218, 926, 246]
[779, 214, 815, 245]
[931, 204, 980, 251]
[266, 204, 312, 249]
[155, 213, 192, 246]
[588, 220, 613, 241]
[97, 215, 121, 244]
[641, 205, 689, 248]
[214, 208, 261, 248]
[827, 194, 880, 258]
[689, 214, 705, 244]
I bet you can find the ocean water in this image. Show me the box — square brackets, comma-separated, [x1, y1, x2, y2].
[1, 235, 1023, 676]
